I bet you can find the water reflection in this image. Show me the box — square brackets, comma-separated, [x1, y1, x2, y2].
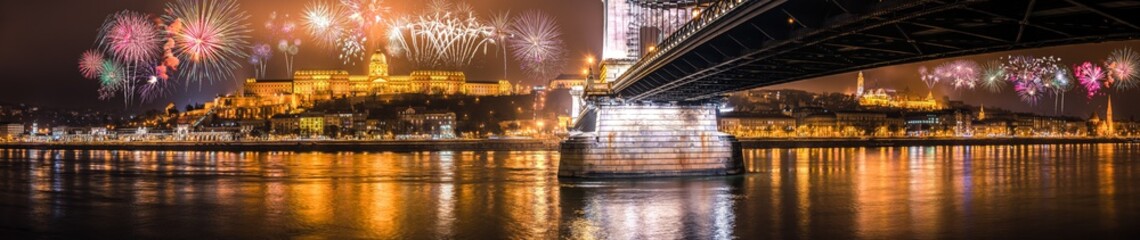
[1, 144, 1139, 239]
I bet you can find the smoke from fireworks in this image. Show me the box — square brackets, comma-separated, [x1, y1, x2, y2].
[508, 10, 566, 81]
[387, 3, 494, 70]
[165, 0, 252, 85]
[78, 50, 106, 79]
[99, 10, 160, 65]
[981, 60, 1006, 93]
[1105, 47, 1139, 90]
[1074, 61, 1105, 99]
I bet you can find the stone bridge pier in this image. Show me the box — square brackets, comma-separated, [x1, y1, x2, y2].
[559, 100, 744, 178]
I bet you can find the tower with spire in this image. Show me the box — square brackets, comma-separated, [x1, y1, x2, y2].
[1107, 95, 1115, 136]
[856, 71, 865, 98]
[978, 104, 986, 121]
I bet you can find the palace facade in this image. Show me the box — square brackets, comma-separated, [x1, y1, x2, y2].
[244, 51, 514, 102]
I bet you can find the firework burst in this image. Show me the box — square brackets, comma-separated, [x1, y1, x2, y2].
[921, 65, 939, 89]
[140, 75, 173, 103]
[249, 43, 273, 78]
[99, 10, 160, 65]
[980, 60, 1006, 93]
[936, 60, 980, 90]
[78, 50, 106, 79]
[303, 0, 348, 49]
[488, 11, 512, 78]
[508, 10, 566, 81]
[1074, 61, 1106, 99]
[1002, 55, 1062, 105]
[165, 0, 252, 85]
[99, 60, 126, 87]
[1105, 47, 1139, 90]
[387, 4, 495, 70]
[1014, 79, 1046, 105]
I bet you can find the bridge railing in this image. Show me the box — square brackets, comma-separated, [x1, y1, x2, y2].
[615, 0, 753, 88]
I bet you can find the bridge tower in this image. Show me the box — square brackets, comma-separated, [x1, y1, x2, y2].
[561, 0, 742, 178]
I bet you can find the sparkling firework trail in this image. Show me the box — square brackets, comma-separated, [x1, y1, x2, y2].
[1074, 61, 1105, 99]
[488, 11, 512, 79]
[99, 10, 160, 65]
[78, 50, 106, 79]
[140, 75, 173, 103]
[918, 66, 940, 89]
[339, 0, 390, 62]
[508, 10, 566, 81]
[981, 60, 1006, 93]
[387, 4, 495, 70]
[1105, 47, 1139, 90]
[1049, 67, 1075, 114]
[166, 0, 252, 85]
[249, 43, 273, 78]
[268, 11, 302, 73]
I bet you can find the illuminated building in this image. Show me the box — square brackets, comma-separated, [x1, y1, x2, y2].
[245, 51, 514, 101]
[0, 123, 22, 140]
[298, 113, 325, 136]
[464, 80, 512, 96]
[548, 74, 587, 90]
[397, 107, 456, 139]
[718, 112, 796, 137]
[270, 112, 326, 136]
[852, 72, 941, 110]
[977, 105, 986, 120]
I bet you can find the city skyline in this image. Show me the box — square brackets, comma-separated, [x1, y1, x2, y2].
[1, 0, 1139, 120]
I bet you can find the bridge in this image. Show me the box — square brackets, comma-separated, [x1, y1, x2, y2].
[559, 0, 1140, 178]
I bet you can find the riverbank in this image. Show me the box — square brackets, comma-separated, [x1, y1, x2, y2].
[0, 139, 561, 152]
[1, 137, 1135, 152]
[738, 137, 1138, 148]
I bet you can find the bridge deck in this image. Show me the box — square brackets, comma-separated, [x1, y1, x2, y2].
[611, 0, 1140, 101]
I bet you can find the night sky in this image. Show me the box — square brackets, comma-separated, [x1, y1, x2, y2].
[1, 0, 1138, 119]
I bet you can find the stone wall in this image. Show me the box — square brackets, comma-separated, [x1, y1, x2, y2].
[560, 104, 744, 178]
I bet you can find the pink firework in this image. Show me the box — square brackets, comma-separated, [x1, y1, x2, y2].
[100, 10, 160, 64]
[1014, 79, 1046, 105]
[165, 0, 251, 84]
[78, 50, 106, 79]
[1073, 61, 1105, 99]
[918, 66, 940, 89]
[935, 60, 980, 90]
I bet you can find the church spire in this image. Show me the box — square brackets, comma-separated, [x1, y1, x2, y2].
[856, 71, 865, 98]
[978, 104, 986, 121]
[1107, 95, 1115, 136]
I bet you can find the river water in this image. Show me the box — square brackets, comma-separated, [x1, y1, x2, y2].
[1, 144, 1138, 239]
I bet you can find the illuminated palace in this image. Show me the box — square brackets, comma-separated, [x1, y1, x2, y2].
[853, 72, 941, 110]
[243, 51, 514, 102]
